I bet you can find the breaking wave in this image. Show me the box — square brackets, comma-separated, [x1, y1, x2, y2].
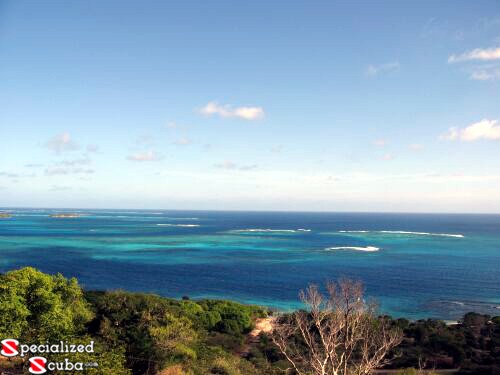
[163, 217, 199, 221]
[156, 224, 200, 227]
[325, 246, 380, 252]
[339, 230, 464, 238]
[232, 228, 311, 233]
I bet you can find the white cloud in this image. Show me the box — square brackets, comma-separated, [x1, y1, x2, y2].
[127, 151, 162, 162]
[470, 68, 500, 81]
[214, 160, 258, 171]
[365, 62, 400, 76]
[199, 102, 264, 120]
[86, 144, 100, 153]
[441, 119, 500, 141]
[382, 153, 394, 160]
[448, 47, 500, 63]
[45, 132, 79, 153]
[173, 137, 192, 146]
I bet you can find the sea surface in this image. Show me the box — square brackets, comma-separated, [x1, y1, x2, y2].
[0, 208, 499, 320]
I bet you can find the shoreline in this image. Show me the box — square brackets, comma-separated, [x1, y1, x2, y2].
[82, 288, 498, 324]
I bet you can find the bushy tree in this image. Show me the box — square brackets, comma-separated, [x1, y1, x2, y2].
[0, 267, 92, 341]
[149, 312, 198, 365]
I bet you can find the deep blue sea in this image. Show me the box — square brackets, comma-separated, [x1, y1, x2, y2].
[1, 208, 499, 320]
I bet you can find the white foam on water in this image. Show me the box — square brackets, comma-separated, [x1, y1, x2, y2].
[325, 246, 380, 252]
[232, 228, 311, 233]
[339, 230, 369, 233]
[164, 217, 200, 220]
[156, 224, 200, 227]
[339, 230, 464, 238]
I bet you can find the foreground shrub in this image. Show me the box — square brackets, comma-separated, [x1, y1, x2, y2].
[0, 267, 92, 341]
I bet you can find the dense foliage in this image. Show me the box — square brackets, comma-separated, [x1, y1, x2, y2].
[0, 267, 498, 374]
[85, 290, 266, 374]
[0, 268, 268, 374]
[0, 266, 92, 341]
[386, 313, 500, 374]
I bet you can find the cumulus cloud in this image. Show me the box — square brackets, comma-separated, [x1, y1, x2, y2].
[382, 153, 395, 160]
[441, 119, 500, 141]
[448, 47, 500, 81]
[365, 62, 400, 76]
[199, 102, 264, 120]
[173, 137, 192, 146]
[448, 47, 500, 63]
[45, 132, 79, 153]
[214, 161, 258, 171]
[127, 151, 162, 162]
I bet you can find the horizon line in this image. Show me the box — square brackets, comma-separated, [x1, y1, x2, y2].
[1, 205, 499, 216]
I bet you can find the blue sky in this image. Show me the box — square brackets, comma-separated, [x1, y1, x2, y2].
[1, 0, 499, 212]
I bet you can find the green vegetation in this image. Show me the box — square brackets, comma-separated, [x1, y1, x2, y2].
[0, 266, 92, 341]
[0, 267, 498, 374]
[0, 268, 268, 374]
[385, 313, 500, 375]
[85, 290, 266, 374]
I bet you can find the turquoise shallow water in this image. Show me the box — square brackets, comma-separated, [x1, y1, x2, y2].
[0, 209, 499, 319]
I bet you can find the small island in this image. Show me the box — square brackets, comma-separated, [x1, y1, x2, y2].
[0, 212, 12, 218]
[49, 213, 83, 218]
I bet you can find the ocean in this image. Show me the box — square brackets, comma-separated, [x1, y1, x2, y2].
[0, 208, 499, 320]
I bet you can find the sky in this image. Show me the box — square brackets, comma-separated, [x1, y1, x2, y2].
[0, 0, 499, 213]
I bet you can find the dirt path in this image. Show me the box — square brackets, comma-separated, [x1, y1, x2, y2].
[238, 316, 275, 357]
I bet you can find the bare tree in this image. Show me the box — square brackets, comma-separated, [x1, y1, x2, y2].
[272, 279, 402, 375]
